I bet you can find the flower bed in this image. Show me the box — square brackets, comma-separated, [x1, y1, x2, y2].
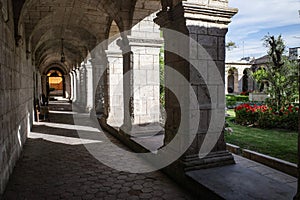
[235, 104, 298, 131]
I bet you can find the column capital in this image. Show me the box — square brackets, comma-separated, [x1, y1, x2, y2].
[79, 64, 86, 71]
[183, 2, 237, 27]
[116, 38, 131, 53]
[90, 46, 108, 64]
[154, 2, 238, 29]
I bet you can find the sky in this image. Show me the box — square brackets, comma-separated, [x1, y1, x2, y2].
[226, 0, 300, 61]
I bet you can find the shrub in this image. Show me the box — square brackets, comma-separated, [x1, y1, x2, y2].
[235, 104, 298, 131]
[235, 104, 263, 125]
[226, 95, 249, 108]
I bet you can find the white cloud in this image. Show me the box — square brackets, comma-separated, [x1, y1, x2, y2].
[226, 0, 300, 61]
[226, 40, 267, 61]
[226, 31, 300, 61]
[228, 0, 300, 40]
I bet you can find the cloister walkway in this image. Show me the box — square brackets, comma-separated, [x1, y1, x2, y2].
[2, 99, 195, 200]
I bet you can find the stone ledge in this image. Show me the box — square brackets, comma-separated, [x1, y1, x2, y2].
[182, 150, 235, 171]
[186, 162, 296, 200]
[226, 143, 241, 155]
[226, 143, 298, 177]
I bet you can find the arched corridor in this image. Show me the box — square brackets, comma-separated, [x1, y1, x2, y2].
[0, 0, 298, 199]
[2, 99, 194, 199]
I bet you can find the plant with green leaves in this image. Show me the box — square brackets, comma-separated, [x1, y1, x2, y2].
[252, 35, 298, 111]
[159, 46, 165, 107]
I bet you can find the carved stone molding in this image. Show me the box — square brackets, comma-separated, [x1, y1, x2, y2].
[155, 1, 237, 28]
[1, 0, 8, 22]
[183, 2, 238, 27]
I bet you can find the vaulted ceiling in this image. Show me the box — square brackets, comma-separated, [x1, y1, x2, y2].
[16, 0, 162, 74]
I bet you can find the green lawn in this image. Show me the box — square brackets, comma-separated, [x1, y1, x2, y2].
[225, 109, 298, 164]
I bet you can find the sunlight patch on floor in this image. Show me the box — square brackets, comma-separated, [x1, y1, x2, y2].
[29, 132, 103, 145]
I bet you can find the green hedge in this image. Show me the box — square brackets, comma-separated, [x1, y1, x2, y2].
[226, 95, 249, 108]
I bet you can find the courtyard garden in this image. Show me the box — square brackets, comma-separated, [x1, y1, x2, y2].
[225, 109, 298, 164]
[225, 35, 299, 164]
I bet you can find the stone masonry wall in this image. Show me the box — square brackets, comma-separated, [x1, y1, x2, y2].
[0, 1, 35, 194]
[130, 12, 162, 125]
[106, 12, 162, 127]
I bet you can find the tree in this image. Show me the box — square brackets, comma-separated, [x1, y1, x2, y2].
[252, 35, 298, 111]
[226, 41, 237, 51]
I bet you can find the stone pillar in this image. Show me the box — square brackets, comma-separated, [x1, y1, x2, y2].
[41, 75, 47, 96]
[106, 47, 124, 127]
[129, 36, 163, 132]
[117, 38, 133, 133]
[70, 72, 74, 101]
[79, 64, 87, 108]
[75, 67, 81, 103]
[90, 49, 109, 119]
[64, 74, 71, 99]
[36, 72, 42, 97]
[129, 13, 163, 131]
[112, 17, 163, 135]
[85, 59, 94, 112]
[234, 71, 239, 93]
[72, 70, 77, 102]
[154, 1, 237, 171]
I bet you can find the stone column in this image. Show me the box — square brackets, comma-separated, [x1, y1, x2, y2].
[41, 75, 47, 96]
[70, 72, 74, 101]
[112, 18, 163, 136]
[79, 64, 87, 108]
[154, 1, 237, 172]
[36, 72, 42, 97]
[106, 47, 124, 127]
[90, 49, 109, 119]
[64, 74, 71, 99]
[72, 70, 77, 102]
[117, 38, 134, 134]
[128, 36, 163, 135]
[75, 67, 81, 104]
[84, 59, 94, 112]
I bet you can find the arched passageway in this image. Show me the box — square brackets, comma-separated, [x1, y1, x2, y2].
[227, 68, 238, 93]
[0, 0, 297, 199]
[46, 68, 65, 97]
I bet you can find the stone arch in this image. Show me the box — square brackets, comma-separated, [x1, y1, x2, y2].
[18, 0, 123, 24]
[242, 68, 250, 92]
[41, 64, 70, 98]
[31, 25, 98, 55]
[12, 0, 26, 45]
[227, 68, 238, 93]
[131, 0, 161, 29]
[34, 38, 89, 68]
[14, 0, 125, 73]
[23, 8, 107, 57]
[42, 63, 68, 76]
[46, 67, 65, 96]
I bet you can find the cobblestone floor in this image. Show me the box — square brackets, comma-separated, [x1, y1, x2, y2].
[2, 100, 195, 200]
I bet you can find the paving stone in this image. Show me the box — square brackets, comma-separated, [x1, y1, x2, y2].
[1, 101, 195, 200]
[140, 193, 153, 199]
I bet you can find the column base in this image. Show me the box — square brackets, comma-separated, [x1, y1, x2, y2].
[120, 123, 164, 138]
[294, 193, 300, 200]
[182, 150, 235, 172]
